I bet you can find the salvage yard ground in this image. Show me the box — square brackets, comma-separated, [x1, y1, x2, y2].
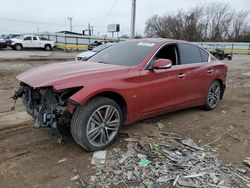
[0, 51, 249, 187]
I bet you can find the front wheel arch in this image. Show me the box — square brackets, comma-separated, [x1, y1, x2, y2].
[70, 90, 128, 123]
[71, 97, 123, 151]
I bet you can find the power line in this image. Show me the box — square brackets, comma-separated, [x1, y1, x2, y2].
[0, 17, 67, 26]
[147, 0, 155, 15]
[94, 0, 119, 27]
[0, 16, 101, 30]
[25, 0, 66, 15]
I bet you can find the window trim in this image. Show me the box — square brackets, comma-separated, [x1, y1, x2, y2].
[199, 47, 211, 63]
[144, 42, 180, 70]
[179, 43, 211, 65]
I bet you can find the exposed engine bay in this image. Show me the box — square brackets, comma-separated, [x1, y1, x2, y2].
[12, 82, 80, 143]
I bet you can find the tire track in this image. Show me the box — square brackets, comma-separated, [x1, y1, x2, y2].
[0, 139, 53, 164]
[0, 124, 32, 141]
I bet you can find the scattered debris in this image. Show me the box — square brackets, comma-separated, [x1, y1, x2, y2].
[244, 157, 250, 167]
[57, 158, 67, 163]
[173, 174, 180, 186]
[71, 169, 86, 188]
[85, 133, 249, 187]
[124, 138, 138, 142]
[236, 167, 248, 174]
[221, 110, 227, 114]
[139, 159, 151, 167]
[181, 138, 203, 150]
[205, 127, 233, 146]
[157, 122, 164, 129]
[91, 150, 107, 165]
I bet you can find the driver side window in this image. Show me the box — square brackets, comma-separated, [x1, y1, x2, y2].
[150, 44, 179, 66]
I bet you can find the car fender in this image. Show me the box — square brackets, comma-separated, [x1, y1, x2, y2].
[68, 77, 140, 124]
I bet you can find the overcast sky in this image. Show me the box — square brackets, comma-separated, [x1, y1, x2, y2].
[0, 0, 249, 36]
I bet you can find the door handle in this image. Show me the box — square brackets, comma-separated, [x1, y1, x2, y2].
[177, 73, 186, 78]
[207, 69, 214, 73]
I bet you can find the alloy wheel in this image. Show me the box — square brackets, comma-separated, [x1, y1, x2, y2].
[207, 82, 221, 109]
[86, 105, 120, 147]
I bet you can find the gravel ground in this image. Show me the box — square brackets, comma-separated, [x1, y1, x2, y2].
[0, 54, 249, 187]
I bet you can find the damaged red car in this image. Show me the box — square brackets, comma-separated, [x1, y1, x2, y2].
[13, 39, 228, 151]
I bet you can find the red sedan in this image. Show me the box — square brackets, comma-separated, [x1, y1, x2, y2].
[14, 39, 228, 151]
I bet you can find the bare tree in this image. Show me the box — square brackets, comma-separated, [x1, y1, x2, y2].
[144, 2, 250, 42]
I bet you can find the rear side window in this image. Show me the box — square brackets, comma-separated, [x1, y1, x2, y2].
[33, 37, 37, 40]
[200, 48, 209, 62]
[24, 36, 31, 40]
[179, 43, 202, 64]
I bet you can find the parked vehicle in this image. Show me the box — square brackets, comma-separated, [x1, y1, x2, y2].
[88, 41, 103, 50]
[0, 37, 7, 49]
[13, 39, 228, 151]
[209, 48, 233, 61]
[3, 34, 21, 46]
[76, 43, 114, 61]
[9, 35, 55, 51]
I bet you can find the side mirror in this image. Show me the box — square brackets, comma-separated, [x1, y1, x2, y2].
[151, 59, 172, 70]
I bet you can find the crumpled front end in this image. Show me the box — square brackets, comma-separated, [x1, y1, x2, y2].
[13, 82, 81, 142]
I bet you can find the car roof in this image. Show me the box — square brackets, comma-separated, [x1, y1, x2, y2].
[128, 38, 188, 45]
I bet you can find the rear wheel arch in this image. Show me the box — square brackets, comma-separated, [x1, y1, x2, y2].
[214, 78, 225, 99]
[204, 79, 223, 110]
[44, 44, 52, 51]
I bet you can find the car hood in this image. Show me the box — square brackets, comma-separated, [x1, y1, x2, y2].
[11, 38, 21, 41]
[17, 61, 129, 89]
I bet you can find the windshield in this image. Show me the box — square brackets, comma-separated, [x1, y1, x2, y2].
[88, 41, 155, 66]
[92, 43, 113, 52]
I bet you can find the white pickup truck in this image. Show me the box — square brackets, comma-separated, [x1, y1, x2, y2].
[9, 35, 55, 51]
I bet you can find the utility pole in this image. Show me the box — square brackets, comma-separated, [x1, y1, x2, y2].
[88, 23, 91, 36]
[130, 0, 136, 39]
[91, 26, 94, 36]
[67, 17, 73, 32]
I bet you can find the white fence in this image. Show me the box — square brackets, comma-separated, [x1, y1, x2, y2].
[38, 33, 250, 54]
[39, 33, 125, 51]
[194, 42, 250, 54]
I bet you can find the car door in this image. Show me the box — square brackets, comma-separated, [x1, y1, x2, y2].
[22, 36, 32, 48]
[139, 43, 185, 116]
[176, 43, 215, 105]
[32, 36, 40, 47]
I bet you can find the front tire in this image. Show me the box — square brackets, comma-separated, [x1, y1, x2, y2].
[204, 80, 222, 111]
[71, 97, 123, 151]
[15, 44, 23, 51]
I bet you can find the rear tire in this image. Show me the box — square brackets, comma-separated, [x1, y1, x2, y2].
[15, 44, 22, 51]
[44, 44, 52, 51]
[71, 97, 123, 151]
[204, 80, 222, 111]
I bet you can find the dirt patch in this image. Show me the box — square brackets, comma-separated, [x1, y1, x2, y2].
[0, 55, 249, 187]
